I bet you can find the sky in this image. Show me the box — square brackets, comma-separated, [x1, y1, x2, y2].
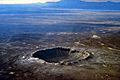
[0, 0, 120, 4]
[0, 0, 61, 4]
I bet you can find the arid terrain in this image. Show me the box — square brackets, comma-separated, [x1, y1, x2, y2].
[0, 27, 120, 80]
[0, 5, 120, 80]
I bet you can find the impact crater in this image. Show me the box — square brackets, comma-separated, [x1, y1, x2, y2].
[32, 47, 93, 65]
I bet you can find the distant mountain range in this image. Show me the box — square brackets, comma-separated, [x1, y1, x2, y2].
[44, 0, 120, 10]
[0, 0, 120, 10]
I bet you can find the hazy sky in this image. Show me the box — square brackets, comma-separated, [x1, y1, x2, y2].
[0, 0, 61, 4]
[0, 0, 120, 4]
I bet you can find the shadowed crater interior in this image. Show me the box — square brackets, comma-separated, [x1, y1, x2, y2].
[33, 47, 70, 63]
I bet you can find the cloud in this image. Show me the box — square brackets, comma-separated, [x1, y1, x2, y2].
[0, 0, 61, 4]
[80, 0, 120, 2]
